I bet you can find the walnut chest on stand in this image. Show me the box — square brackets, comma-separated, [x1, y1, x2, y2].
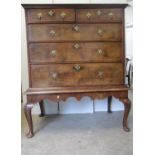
[22, 4, 131, 138]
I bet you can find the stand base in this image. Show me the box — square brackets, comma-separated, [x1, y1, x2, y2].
[24, 85, 131, 138]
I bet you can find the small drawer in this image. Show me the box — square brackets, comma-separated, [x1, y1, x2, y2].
[27, 9, 75, 23]
[28, 24, 122, 42]
[77, 9, 122, 23]
[29, 42, 122, 63]
[30, 63, 123, 88]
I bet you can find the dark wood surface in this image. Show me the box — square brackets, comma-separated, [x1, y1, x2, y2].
[30, 63, 123, 87]
[26, 85, 130, 94]
[27, 9, 75, 23]
[28, 24, 122, 42]
[23, 4, 131, 138]
[22, 4, 128, 9]
[77, 8, 123, 22]
[27, 91, 128, 103]
[29, 42, 122, 63]
[26, 8, 123, 24]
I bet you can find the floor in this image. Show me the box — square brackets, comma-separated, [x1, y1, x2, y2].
[21, 91, 132, 155]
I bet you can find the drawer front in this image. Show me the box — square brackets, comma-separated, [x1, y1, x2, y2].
[28, 24, 122, 42]
[27, 9, 75, 23]
[29, 42, 122, 63]
[31, 63, 123, 87]
[77, 9, 122, 22]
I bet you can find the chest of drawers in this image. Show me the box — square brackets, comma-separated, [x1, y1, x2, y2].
[22, 4, 131, 138]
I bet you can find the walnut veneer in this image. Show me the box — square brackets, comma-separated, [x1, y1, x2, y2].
[22, 4, 131, 138]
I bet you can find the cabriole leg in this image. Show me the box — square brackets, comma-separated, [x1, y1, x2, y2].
[24, 103, 34, 138]
[121, 98, 131, 132]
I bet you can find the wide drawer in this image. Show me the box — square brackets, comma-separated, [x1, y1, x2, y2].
[77, 9, 122, 22]
[27, 9, 75, 23]
[29, 42, 122, 63]
[30, 63, 123, 87]
[28, 24, 122, 42]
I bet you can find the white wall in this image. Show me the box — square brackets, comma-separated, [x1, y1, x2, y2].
[21, 0, 131, 115]
[125, 2, 133, 59]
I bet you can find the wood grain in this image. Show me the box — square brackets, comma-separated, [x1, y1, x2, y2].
[28, 24, 122, 42]
[77, 8, 123, 23]
[30, 63, 124, 87]
[27, 9, 75, 23]
[29, 42, 123, 63]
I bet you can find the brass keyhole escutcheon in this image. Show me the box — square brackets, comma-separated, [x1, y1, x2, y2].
[96, 10, 102, 16]
[74, 25, 80, 32]
[97, 49, 104, 55]
[49, 30, 56, 37]
[74, 43, 80, 49]
[97, 29, 104, 36]
[50, 50, 57, 57]
[73, 64, 81, 71]
[98, 71, 104, 78]
[86, 12, 92, 19]
[48, 10, 55, 16]
[51, 72, 58, 80]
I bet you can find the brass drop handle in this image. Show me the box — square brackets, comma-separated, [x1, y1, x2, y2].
[48, 10, 55, 16]
[96, 10, 102, 16]
[74, 43, 80, 49]
[51, 72, 58, 80]
[73, 64, 81, 71]
[97, 49, 104, 55]
[74, 25, 79, 32]
[97, 29, 104, 36]
[86, 12, 92, 19]
[37, 12, 43, 20]
[60, 12, 66, 19]
[108, 12, 114, 17]
[98, 71, 104, 78]
[50, 50, 57, 57]
[49, 30, 56, 37]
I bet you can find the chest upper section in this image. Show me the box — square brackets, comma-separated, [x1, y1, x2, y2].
[23, 4, 127, 88]
[25, 6, 125, 43]
[26, 8, 123, 24]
